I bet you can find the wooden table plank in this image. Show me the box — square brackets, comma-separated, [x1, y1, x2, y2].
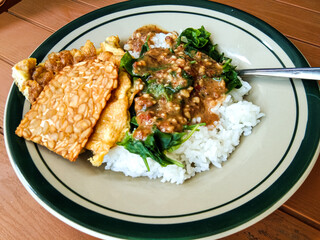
[8, 0, 95, 32]
[275, 0, 320, 13]
[281, 154, 320, 230]
[212, 0, 320, 47]
[0, 13, 51, 64]
[0, 61, 14, 133]
[222, 210, 320, 240]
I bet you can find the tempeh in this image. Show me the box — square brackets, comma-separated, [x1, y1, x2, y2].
[15, 56, 118, 161]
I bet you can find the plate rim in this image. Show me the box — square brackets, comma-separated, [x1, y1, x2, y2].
[4, 0, 320, 239]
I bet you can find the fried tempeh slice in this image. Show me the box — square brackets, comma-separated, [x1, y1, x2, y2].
[15, 55, 118, 162]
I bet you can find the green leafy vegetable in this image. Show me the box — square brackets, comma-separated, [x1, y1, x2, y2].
[180, 70, 193, 90]
[146, 80, 174, 101]
[130, 116, 138, 127]
[139, 35, 150, 57]
[221, 59, 242, 92]
[128, 102, 138, 131]
[117, 131, 184, 171]
[177, 26, 242, 91]
[177, 26, 221, 62]
[177, 26, 211, 49]
[120, 36, 151, 78]
[117, 123, 205, 170]
[170, 71, 177, 77]
[166, 123, 205, 152]
[120, 52, 136, 76]
[144, 70, 193, 100]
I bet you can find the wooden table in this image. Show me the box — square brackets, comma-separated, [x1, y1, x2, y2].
[0, 0, 319, 239]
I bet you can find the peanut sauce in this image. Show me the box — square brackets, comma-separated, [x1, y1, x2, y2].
[130, 26, 227, 140]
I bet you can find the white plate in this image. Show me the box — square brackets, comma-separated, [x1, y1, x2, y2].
[4, 1, 320, 239]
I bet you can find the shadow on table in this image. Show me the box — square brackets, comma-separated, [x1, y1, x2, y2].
[0, 0, 21, 14]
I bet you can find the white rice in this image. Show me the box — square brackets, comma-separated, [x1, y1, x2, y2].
[103, 33, 264, 184]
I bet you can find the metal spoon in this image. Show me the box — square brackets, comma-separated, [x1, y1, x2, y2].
[237, 67, 320, 80]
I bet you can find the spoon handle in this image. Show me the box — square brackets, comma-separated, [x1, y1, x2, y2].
[237, 67, 320, 80]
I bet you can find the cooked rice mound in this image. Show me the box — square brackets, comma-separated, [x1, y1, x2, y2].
[103, 79, 264, 184]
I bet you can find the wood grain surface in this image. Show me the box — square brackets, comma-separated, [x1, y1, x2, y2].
[0, 0, 319, 239]
[0, 13, 51, 64]
[9, 0, 96, 31]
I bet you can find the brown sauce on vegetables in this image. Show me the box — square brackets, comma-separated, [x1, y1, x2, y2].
[130, 26, 227, 140]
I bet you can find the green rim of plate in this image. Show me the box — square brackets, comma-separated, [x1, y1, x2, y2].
[4, 0, 320, 239]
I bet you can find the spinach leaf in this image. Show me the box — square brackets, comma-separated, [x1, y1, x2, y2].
[117, 123, 205, 170]
[177, 26, 221, 62]
[120, 52, 136, 76]
[117, 132, 151, 171]
[145, 70, 193, 99]
[128, 102, 138, 131]
[177, 26, 242, 91]
[154, 123, 205, 153]
[120, 36, 151, 78]
[153, 129, 185, 151]
[139, 35, 150, 57]
[117, 131, 184, 170]
[120, 52, 151, 80]
[221, 59, 242, 92]
[167, 123, 205, 152]
[179, 70, 193, 90]
[177, 26, 211, 49]
[146, 81, 174, 101]
[130, 116, 138, 127]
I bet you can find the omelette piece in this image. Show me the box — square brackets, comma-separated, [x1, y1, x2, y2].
[86, 71, 132, 166]
[15, 55, 118, 162]
[12, 40, 98, 104]
[85, 36, 133, 166]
